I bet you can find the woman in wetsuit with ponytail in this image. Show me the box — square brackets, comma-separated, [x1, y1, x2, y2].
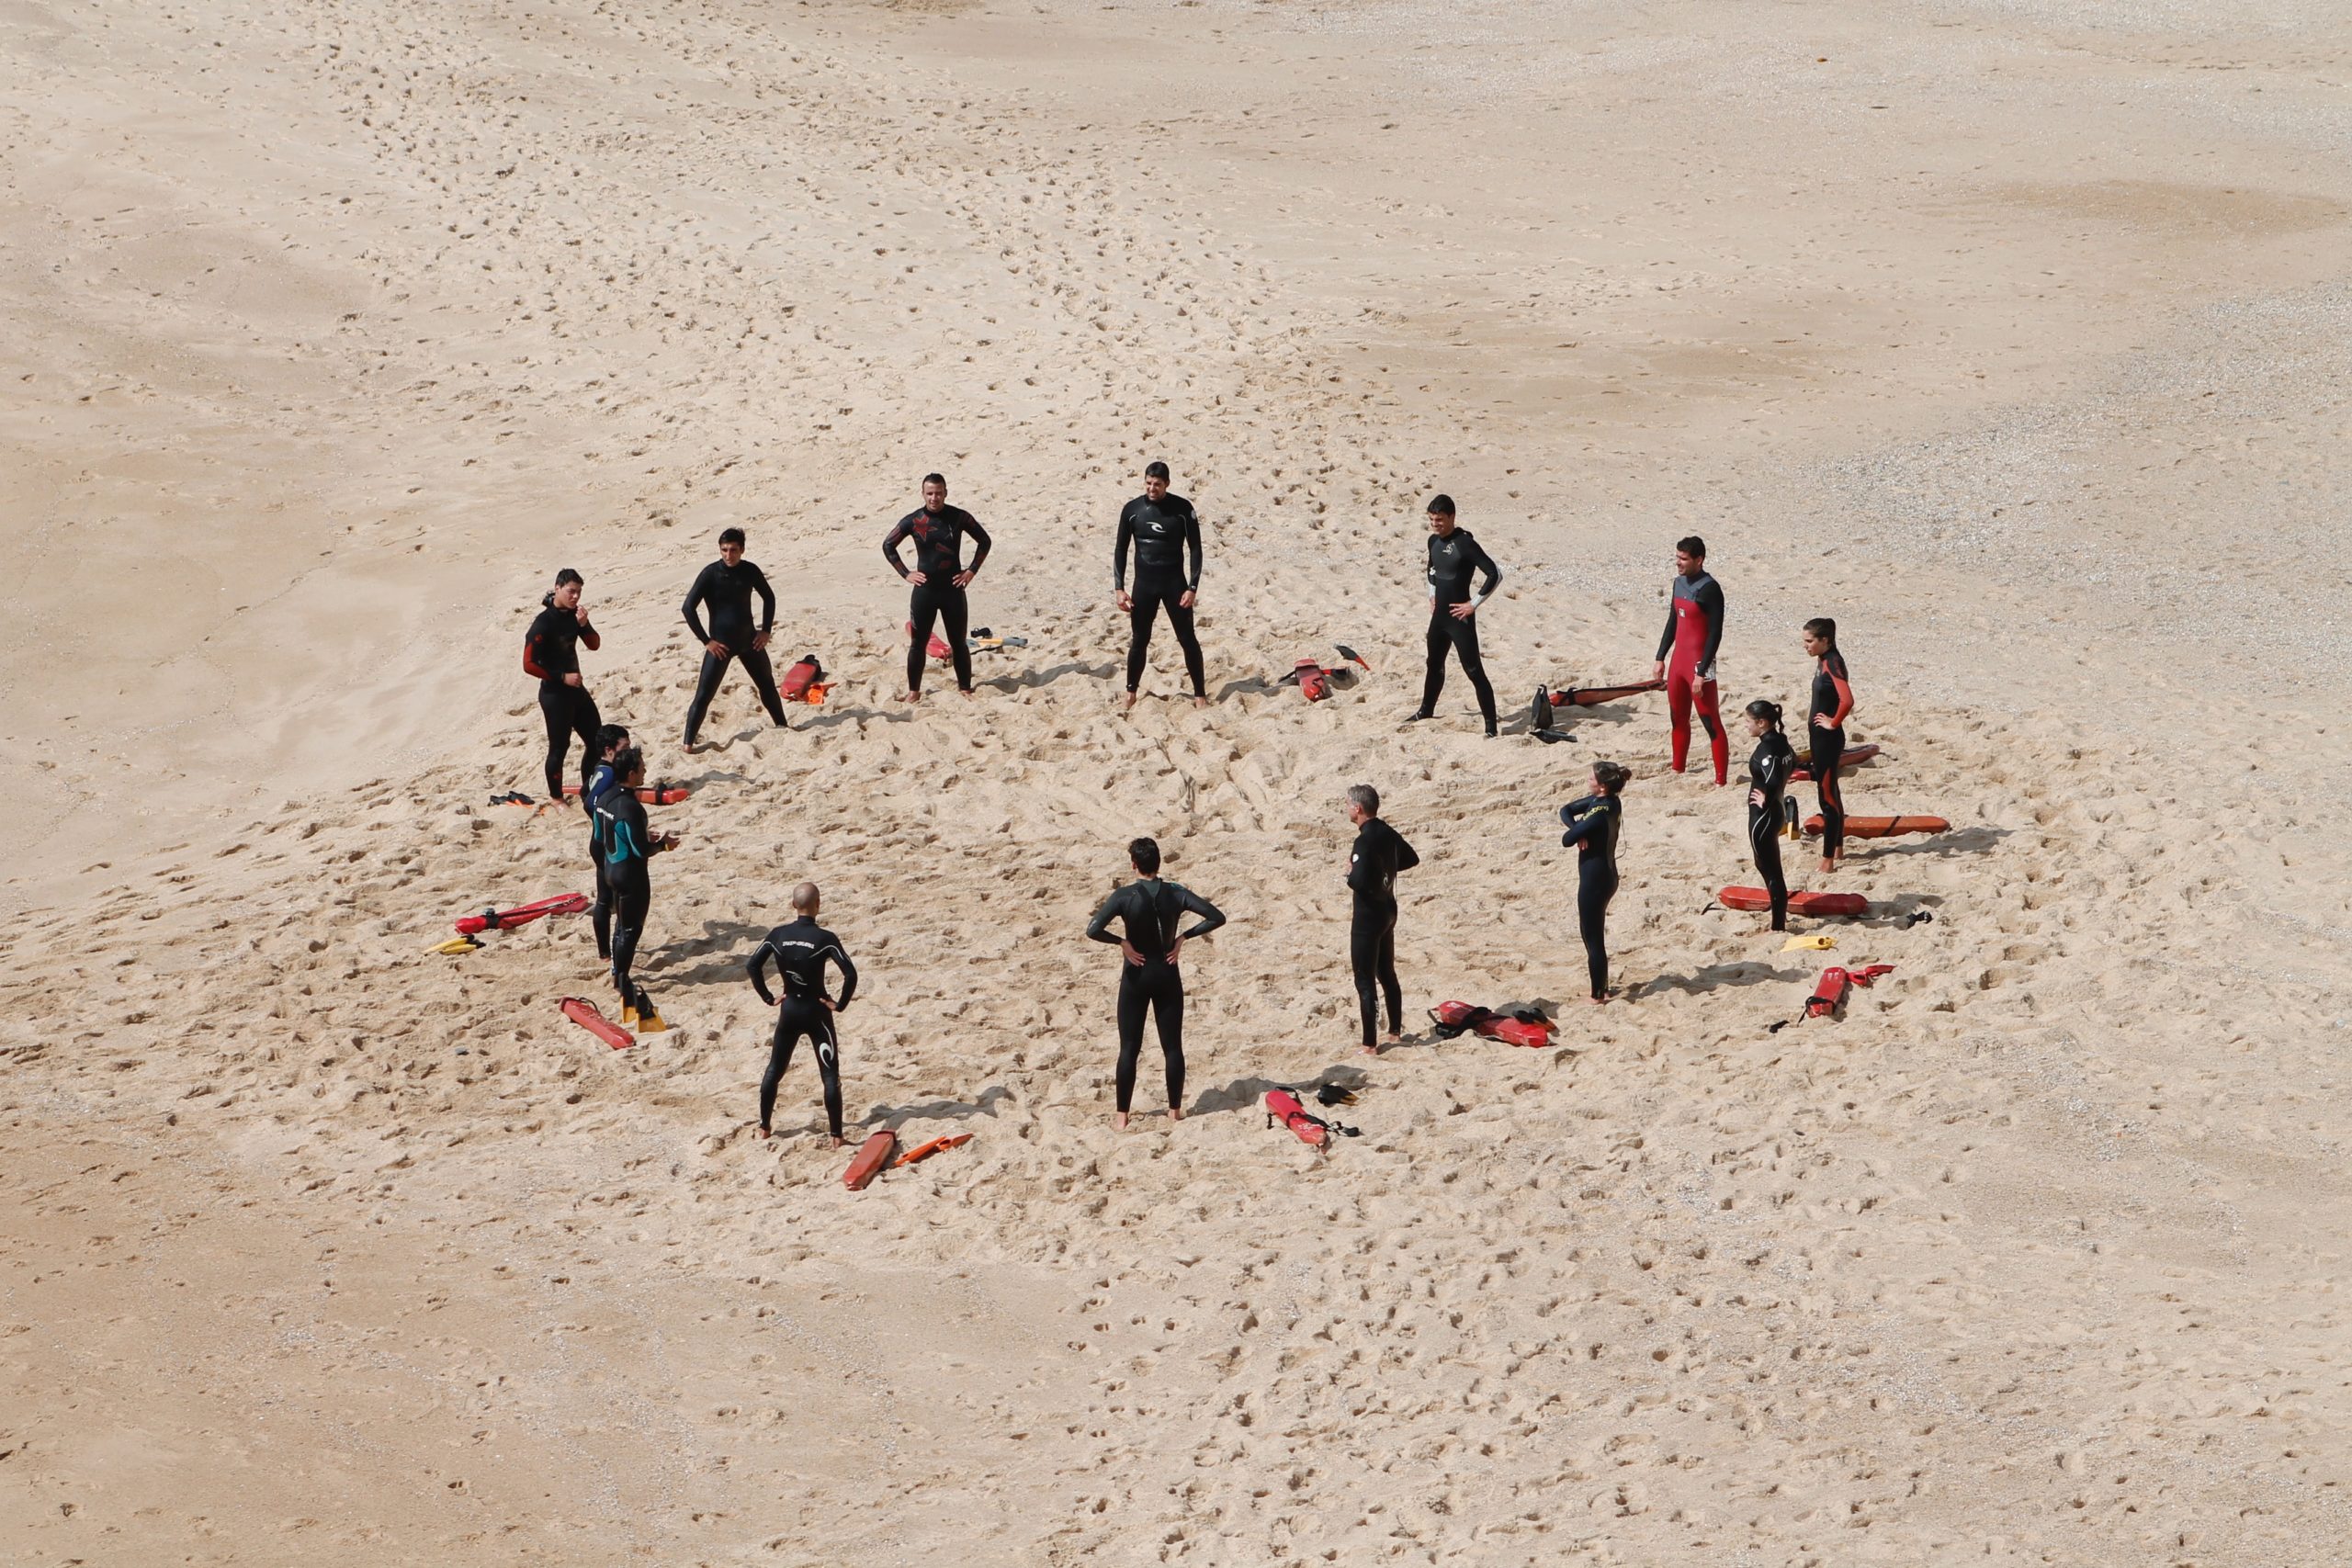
[1743, 699, 1797, 931]
[1558, 761, 1631, 1004]
[1803, 617, 1854, 874]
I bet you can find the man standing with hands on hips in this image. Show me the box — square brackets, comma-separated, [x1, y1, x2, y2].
[884, 472, 992, 703]
[1406, 494, 1501, 738]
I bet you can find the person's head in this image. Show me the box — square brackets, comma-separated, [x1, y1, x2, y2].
[1674, 536, 1706, 577]
[1144, 460, 1170, 502]
[1802, 616, 1838, 658]
[1427, 494, 1456, 538]
[595, 723, 632, 761]
[1590, 760, 1631, 796]
[611, 745, 645, 786]
[549, 568, 584, 610]
[1128, 837, 1161, 877]
[791, 881, 820, 918]
[921, 473, 947, 510]
[1743, 698, 1782, 739]
[718, 525, 745, 564]
[1345, 784, 1380, 825]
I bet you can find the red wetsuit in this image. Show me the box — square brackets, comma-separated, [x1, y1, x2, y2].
[1656, 570, 1726, 783]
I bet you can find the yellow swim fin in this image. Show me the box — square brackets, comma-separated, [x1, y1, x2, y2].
[433, 936, 481, 955]
[1782, 933, 1836, 952]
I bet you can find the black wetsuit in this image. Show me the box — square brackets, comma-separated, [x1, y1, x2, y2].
[1085, 878, 1227, 1113]
[1747, 730, 1798, 931]
[524, 598, 602, 800]
[884, 504, 992, 695]
[584, 761, 620, 959]
[1419, 529, 1501, 734]
[1560, 794, 1623, 999]
[1115, 492, 1206, 698]
[681, 557, 786, 744]
[596, 789, 663, 1005]
[1347, 817, 1420, 1047]
[1810, 649, 1854, 861]
[748, 916, 858, 1139]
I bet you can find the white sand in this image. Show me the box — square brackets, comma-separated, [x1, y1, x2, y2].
[6, 0, 2352, 1562]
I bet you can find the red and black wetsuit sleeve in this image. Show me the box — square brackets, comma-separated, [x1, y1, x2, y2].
[1811, 650, 1853, 727]
[524, 604, 594, 682]
[883, 513, 920, 579]
[1695, 575, 1724, 678]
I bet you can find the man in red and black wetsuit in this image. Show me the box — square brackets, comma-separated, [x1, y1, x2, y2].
[1651, 536, 1727, 784]
[524, 568, 604, 803]
[884, 473, 992, 702]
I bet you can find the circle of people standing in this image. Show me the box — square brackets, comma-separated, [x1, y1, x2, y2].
[518, 471, 1860, 1139]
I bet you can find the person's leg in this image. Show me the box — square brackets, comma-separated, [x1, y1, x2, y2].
[1752, 816, 1788, 931]
[1418, 609, 1449, 716]
[740, 648, 789, 727]
[1376, 906, 1403, 1036]
[1695, 679, 1728, 784]
[1666, 666, 1693, 774]
[942, 588, 974, 693]
[1114, 967, 1148, 1114]
[812, 1010, 844, 1142]
[1152, 969, 1186, 1112]
[591, 860, 613, 960]
[539, 686, 570, 800]
[683, 649, 729, 745]
[1578, 872, 1611, 999]
[611, 883, 650, 998]
[569, 690, 603, 795]
[1350, 905, 1380, 1049]
[1164, 595, 1206, 699]
[906, 588, 937, 695]
[1817, 731, 1847, 864]
[1125, 589, 1158, 694]
[758, 1016, 797, 1133]
[1451, 615, 1498, 735]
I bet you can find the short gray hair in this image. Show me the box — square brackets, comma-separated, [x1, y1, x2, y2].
[1345, 784, 1379, 816]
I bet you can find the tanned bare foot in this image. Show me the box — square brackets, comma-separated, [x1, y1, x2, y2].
[829, 1136, 846, 1150]
[757, 1125, 772, 1140]
[1123, 691, 1139, 713]
[1167, 1105, 1183, 1123]
[903, 690, 922, 704]
[1192, 696, 1209, 710]
[1114, 1111, 1131, 1131]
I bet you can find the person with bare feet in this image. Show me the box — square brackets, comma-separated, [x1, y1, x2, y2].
[1345, 784, 1419, 1054]
[584, 723, 631, 962]
[1804, 616, 1855, 875]
[1114, 460, 1207, 711]
[523, 568, 603, 803]
[681, 525, 787, 749]
[1085, 837, 1226, 1129]
[1406, 495, 1500, 737]
[884, 472, 991, 703]
[1558, 761, 1630, 1004]
[747, 882, 857, 1147]
[1652, 536, 1727, 784]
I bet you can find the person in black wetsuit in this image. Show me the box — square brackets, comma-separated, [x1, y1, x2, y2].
[523, 569, 603, 804]
[1085, 837, 1227, 1129]
[682, 526, 788, 748]
[1344, 784, 1421, 1054]
[1743, 700, 1797, 932]
[1407, 495, 1500, 736]
[1114, 461, 1208, 711]
[1558, 761, 1630, 1004]
[1803, 616, 1855, 874]
[747, 882, 858, 1146]
[583, 723, 631, 961]
[595, 746, 679, 1027]
[884, 473, 992, 702]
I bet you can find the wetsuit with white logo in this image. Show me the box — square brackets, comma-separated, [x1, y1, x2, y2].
[748, 916, 859, 1139]
[1115, 492, 1206, 698]
[681, 557, 787, 744]
[884, 504, 992, 694]
[1656, 570, 1726, 783]
[1086, 878, 1227, 1113]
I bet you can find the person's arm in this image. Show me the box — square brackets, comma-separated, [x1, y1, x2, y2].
[1656, 594, 1678, 664]
[1826, 656, 1854, 727]
[682, 563, 715, 644]
[883, 518, 913, 579]
[963, 513, 991, 573]
[747, 941, 780, 1008]
[752, 563, 776, 637]
[828, 941, 858, 1010]
[1114, 509, 1134, 592]
[1175, 886, 1227, 940]
[1084, 889, 1126, 944]
[1696, 578, 1724, 679]
[1469, 538, 1500, 606]
[523, 624, 550, 681]
[1561, 803, 1612, 849]
[1345, 837, 1373, 894]
[1427, 541, 1440, 607]
[1183, 504, 1203, 592]
[1394, 832, 1420, 874]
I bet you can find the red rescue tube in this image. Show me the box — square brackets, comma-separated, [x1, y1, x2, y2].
[1264, 1090, 1329, 1146]
[457, 891, 591, 935]
[1803, 814, 1949, 839]
[1295, 660, 1331, 703]
[1791, 742, 1881, 781]
[779, 656, 823, 702]
[560, 996, 635, 1050]
[844, 1130, 899, 1190]
[563, 784, 689, 806]
[1479, 1016, 1556, 1048]
[1720, 886, 1869, 917]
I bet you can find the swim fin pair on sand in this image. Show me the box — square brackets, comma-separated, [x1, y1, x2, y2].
[1281, 645, 1370, 703]
[1428, 999, 1558, 1049]
[1264, 1089, 1361, 1147]
[1766, 964, 1895, 1032]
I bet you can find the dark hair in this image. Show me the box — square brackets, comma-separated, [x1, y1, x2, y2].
[1592, 761, 1632, 795]
[1345, 784, 1379, 816]
[554, 568, 583, 588]
[1675, 536, 1706, 560]
[594, 723, 632, 756]
[1128, 837, 1161, 875]
[1426, 494, 1455, 516]
[611, 745, 645, 781]
[718, 526, 745, 547]
[1744, 699, 1782, 729]
[922, 472, 946, 488]
[1144, 461, 1170, 480]
[1804, 616, 1838, 649]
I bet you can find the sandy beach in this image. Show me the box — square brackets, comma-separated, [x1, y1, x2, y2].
[6, 0, 2352, 1562]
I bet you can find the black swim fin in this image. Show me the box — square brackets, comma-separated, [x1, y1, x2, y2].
[1316, 1083, 1357, 1108]
[1335, 643, 1370, 671]
[1530, 685, 1554, 733]
[1534, 728, 1577, 745]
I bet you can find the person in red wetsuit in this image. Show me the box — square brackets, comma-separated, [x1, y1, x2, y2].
[1651, 536, 1727, 784]
[1804, 616, 1856, 873]
[523, 568, 603, 804]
